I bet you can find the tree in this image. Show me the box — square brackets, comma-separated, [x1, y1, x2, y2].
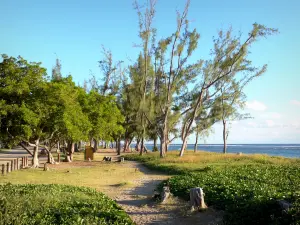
[0, 54, 50, 167]
[51, 58, 62, 81]
[82, 90, 124, 151]
[178, 24, 278, 157]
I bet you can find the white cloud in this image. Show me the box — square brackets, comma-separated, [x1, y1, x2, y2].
[261, 112, 282, 119]
[246, 100, 267, 111]
[290, 100, 300, 106]
[266, 120, 275, 127]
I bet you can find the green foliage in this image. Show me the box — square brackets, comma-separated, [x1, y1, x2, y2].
[125, 152, 299, 224]
[167, 165, 300, 224]
[83, 90, 124, 141]
[0, 184, 133, 225]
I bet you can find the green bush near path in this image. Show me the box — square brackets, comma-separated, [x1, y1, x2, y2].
[125, 152, 300, 224]
[0, 184, 134, 225]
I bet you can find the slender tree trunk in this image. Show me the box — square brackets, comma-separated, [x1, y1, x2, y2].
[160, 131, 167, 158]
[194, 131, 199, 153]
[93, 139, 97, 152]
[153, 137, 157, 151]
[140, 137, 144, 156]
[179, 136, 188, 157]
[78, 141, 82, 151]
[123, 138, 129, 152]
[117, 139, 121, 155]
[32, 139, 40, 168]
[74, 143, 79, 152]
[135, 139, 140, 152]
[57, 141, 60, 153]
[44, 146, 55, 164]
[65, 142, 75, 162]
[223, 120, 227, 154]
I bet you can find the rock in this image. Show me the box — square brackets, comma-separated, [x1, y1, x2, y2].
[190, 187, 207, 211]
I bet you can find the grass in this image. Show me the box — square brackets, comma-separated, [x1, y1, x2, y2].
[124, 150, 300, 174]
[0, 183, 134, 225]
[0, 152, 143, 198]
[124, 151, 300, 224]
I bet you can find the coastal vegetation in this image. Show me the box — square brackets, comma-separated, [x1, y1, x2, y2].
[125, 152, 300, 224]
[0, 183, 133, 225]
[0, 0, 278, 161]
[1, 0, 297, 224]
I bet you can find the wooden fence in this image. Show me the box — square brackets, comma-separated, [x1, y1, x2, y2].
[1, 156, 29, 176]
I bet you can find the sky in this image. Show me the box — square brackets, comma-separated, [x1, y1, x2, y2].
[1, 0, 300, 144]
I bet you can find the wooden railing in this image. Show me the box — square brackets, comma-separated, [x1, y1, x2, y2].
[1, 156, 29, 176]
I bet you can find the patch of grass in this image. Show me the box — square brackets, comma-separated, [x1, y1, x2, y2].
[0, 183, 133, 225]
[124, 151, 300, 224]
[124, 151, 300, 174]
[0, 157, 143, 199]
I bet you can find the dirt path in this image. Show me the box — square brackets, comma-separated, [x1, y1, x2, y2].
[104, 160, 223, 225]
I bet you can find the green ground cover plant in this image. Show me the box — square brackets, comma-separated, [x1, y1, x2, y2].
[0, 184, 134, 225]
[125, 151, 300, 224]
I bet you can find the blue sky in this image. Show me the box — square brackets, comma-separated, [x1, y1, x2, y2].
[1, 0, 299, 144]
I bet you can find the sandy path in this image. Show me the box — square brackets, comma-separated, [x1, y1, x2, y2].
[105, 160, 223, 225]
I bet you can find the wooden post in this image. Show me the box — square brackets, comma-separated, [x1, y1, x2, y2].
[7, 162, 10, 173]
[26, 156, 28, 167]
[2, 164, 5, 175]
[11, 160, 14, 171]
[14, 159, 17, 170]
[57, 153, 60, 163]
[16, 158, 19, 170]
[21, 157, 24, 168]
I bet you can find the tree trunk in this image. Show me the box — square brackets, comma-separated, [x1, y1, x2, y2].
[135, 139, 140, 152]
[32, 139, 40, 168]
[123, 138, 129, 152]
[223, 120, 227, 153]
[57, 141, 60, 153]
[117, 139, 121, 155]
[74, 143, 79, 152]
[140, 137, 144, 156]
[93, 139, 97, 152]
[160, 131, 167, 158]
[65, 142, 75, 162]
[179, 136, 188, 157]
[44, 146, 55, 164]
[194, 131, 199, 153]
[153, 137, 157, 151]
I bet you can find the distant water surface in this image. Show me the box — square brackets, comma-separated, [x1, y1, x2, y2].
[139, 144, 300, 158]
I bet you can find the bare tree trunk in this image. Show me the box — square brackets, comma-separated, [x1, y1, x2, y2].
[140, 137, 145, 156]
[194, 131, 199, 153]
[179, 137, 188, 157]
[44, 146, 55, 164]
[65, 142, 75, 162]
[153, 137, 157, 151]
[123, 138, 129, 152]
[93, 139, 97, 152]
[20, 142, 33, 156]
[117, 139, 121, 155]
[56, 141, 60, 153]
[223, 120, 227, 153]
[135, 139, 140, 152]
[32, 139, 40, 168]
[74, 143, 79, 152]
[160, 131, 167, 158]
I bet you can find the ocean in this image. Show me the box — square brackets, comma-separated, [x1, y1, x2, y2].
[142, 144, 300, 158]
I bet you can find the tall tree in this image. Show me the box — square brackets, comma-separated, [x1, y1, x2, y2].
[179, 24, 278, 156]
[51, 58, 62, 81]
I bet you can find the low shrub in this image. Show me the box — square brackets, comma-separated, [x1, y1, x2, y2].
[167, 165, 300, 225]
[0, 183, 133, 225]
